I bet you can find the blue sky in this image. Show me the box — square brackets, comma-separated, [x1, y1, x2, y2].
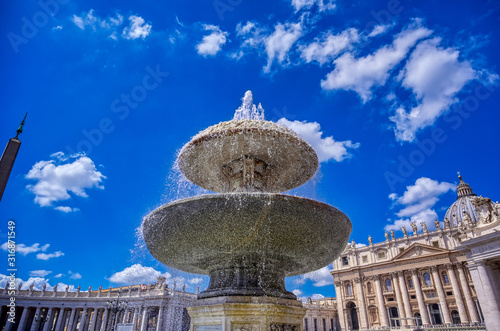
[1, 0, 499, 300]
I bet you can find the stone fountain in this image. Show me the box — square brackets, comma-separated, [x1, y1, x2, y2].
[143, 91, 352, 330]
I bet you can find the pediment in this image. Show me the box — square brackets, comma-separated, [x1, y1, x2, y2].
[392, 243, 449, 260]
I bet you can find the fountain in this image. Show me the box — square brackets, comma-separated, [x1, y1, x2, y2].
[142, 91, 352, 330]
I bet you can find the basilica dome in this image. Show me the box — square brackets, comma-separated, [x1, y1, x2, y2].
[445, 175, 479, 227]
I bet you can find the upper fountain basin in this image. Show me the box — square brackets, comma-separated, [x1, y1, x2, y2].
[177, 120, 319, 193]
[142, 193, 352, 276]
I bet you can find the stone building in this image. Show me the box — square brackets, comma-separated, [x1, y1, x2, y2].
[303, 298, 339, 331]
[332, 175, 499, 330]
[0, 277, 196, 331]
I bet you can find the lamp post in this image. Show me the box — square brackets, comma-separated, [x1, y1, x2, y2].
[107, 291, 128, 331]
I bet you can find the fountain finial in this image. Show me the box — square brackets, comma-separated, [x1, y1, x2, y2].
[233, 90, 265, 120]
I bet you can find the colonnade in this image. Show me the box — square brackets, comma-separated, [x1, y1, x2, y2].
[0, 304, 165, 331]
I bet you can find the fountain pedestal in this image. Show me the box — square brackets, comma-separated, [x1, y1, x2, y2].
[188, 296, 306, 331]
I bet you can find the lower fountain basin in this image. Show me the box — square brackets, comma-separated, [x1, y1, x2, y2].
[143, 193, 351, 298]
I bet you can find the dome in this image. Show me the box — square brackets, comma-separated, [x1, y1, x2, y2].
[445, 174, 478, 227]
[444, 174, 498, 227]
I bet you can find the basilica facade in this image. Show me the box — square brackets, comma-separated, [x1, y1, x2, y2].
[332, 176, 500, 330]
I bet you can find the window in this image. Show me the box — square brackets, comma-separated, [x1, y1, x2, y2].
[367, 282, 373, 294]
[314, 318, 318, 331]
[346, 284, 353, 296]
[331, 319, 334, 331]
[362, 255, 368, 263]
[442, 273, 450, 284]
[423, 273, 432, 286]
[305, 318, 309, 331]
[385, 278, 392, 291]
[378, 251, 386, 259]
[446, 291, 453, 296]
[388, 297, 395, 302]
[410, 295, 416, 300]
[323, 318, 326, 331]
[342, 256, 349, 266]
[432, 241, 439, 247]
[408, 278, 414, 288]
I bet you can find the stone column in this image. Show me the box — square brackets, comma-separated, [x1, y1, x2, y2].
[411, 269, 430, 325]
[54, 309, 67, 331]
[446, 264, 468, 323]
[18, 307, 31, 331]
[122, 309, 128, 324]
[80, 308, 88, 331]
[67, 309, 78, 331]
[132, 307, 139, 329]
[100, 308, 109, 331]
[426, 304, 432, 324]
[42, 307, 54, 331]
[30, 307, 41, 331]
[392, 273, 406, 326]
[474, 300, 484, 323]
[398, 271, 413, 326]
[354, 277, 369, 329]
[430, 266, 451, 324]
[156, 306, 164, 331]
[140, 307, 148, 331]
[374, 276, 389, 327]
[89, 309, 99, 331]
[457, 263, 480, 322]
[334, 281, 346, 330]
[471, 261, 500, 330]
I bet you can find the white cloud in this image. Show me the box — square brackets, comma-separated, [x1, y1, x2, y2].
[108, 264, 171, 285]
[69, 271, 82, 280]
[1, 242, 49, 256]
[56, 283, 77, 292]
[292, 289, 303, 296]
[300, 28, 359, 65]
[54, 206, 80, 213]
[321, 21, 432, 102]
[385, 177, 455, 232]
[390, 38, 476, 142]
[296, 265, 334, 287]
[278, 118, 359, 162]
[71, 10, 123, 31]
[311, 293, 326, 300]
[196, 25, 228, 57]
[188, 277, 204, 285]
[30, 270, 52, 277]
[236, 21, 267, 49]
[368, 23, 395, 38]
[54, 273, 64, 278]
[122, 15, 152, 40]
[0, 274, 77, 292]
[263, 22, 303, 72]
[37, 251, 64, 260]
[26, 152, 105, 210]
[291, 0, 336, 12]
[71, 10, 151, 41]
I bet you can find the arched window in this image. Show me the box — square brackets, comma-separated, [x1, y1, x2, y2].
[346, 283, 353, 296]
[442, 272, 450, 284]
[367, 282, 373, 294]
[385, 278, 392, 291]
[451, 310, 461, 324]
[423, 273, 432, 286]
